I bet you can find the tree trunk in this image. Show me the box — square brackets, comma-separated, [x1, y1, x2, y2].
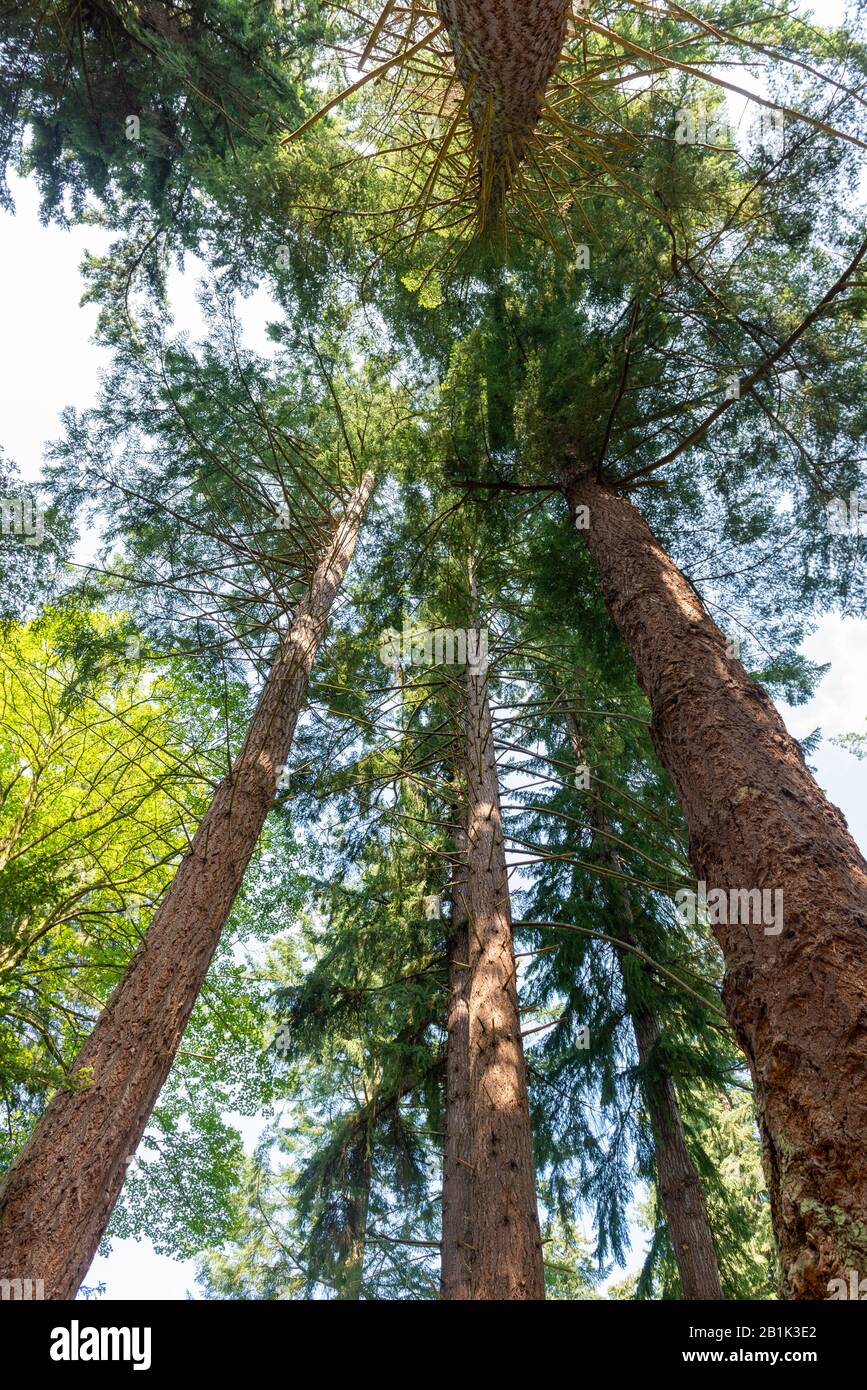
[626, 972, 724, 1300]
[0, 472, 375, 1301]
[566, 710, 723, 1298]
[562, 466, 867, 1300]
[440, 825, 472, 1299]
[435, 0, 566, 217]
[459, 659, 545, 1299]
[336, 1151, 371, 1301]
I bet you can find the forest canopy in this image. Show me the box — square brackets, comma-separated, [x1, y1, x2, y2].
[0, 0, 866, 1314]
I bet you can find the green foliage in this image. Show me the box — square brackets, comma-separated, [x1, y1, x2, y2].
[1, 0, 315, 225]
[3, 0, 866, 1302]
[0, 606, 212, 1165]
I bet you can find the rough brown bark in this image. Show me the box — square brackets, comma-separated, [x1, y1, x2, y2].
[562, 467, 867, 1300]
[440, 826, 472, 1299]
[436, 0, 566, 216]
[567, 711, 723, 1299]
[460, 660, 545, 1299]
[0, 472, 375, 1301]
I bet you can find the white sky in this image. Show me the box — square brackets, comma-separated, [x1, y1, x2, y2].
[1, 0, 864, 1299]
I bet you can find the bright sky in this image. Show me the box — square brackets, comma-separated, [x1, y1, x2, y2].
[0, 0, 863, 1299]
